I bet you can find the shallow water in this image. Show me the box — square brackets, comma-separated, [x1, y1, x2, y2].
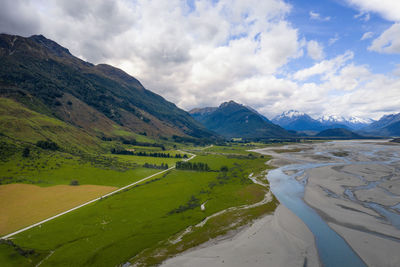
[268, 164, 366, 267]
[265, 141, 400, 266]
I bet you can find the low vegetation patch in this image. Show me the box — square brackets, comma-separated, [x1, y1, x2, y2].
[331, 151, 349, 157]
[168, 195, 201, 214]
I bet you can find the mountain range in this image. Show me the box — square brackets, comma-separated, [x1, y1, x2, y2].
[189, 101, 293, 139]
[272, 110, 373, 132]
[0, 34, 215, 152]
[361, 113, 400, 136]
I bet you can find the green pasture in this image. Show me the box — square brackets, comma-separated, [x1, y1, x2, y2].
[0, 151, 274, 266]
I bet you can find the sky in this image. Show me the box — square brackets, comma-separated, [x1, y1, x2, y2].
[1, 0, 400, 120]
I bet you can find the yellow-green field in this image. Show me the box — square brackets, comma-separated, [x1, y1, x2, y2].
[0, 183, 116, 235]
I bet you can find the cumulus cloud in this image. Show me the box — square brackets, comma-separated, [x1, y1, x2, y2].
[307, 40, 325, 60]
[347, 0, 400, 21]
[293, 51, 354, 81]
[288, 53, 400, 120]
[369, 23, 400, 53]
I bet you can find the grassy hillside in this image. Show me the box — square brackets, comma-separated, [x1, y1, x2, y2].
[0, 97, 101, 153]
[0, 34, 214, 139]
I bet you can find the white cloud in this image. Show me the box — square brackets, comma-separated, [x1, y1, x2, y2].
[369, 23, 400, 53]
[286, 54, 400, 120]
[293, 51, 354, 81]
[361, 32, 373, 40]
[393, 64, 400, 76]
[347, 0, 400, 21]
[307, 40, 325, 60]
[309, 11, 331, 21]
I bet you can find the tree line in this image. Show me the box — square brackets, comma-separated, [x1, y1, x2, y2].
[143, 163, 169, 169]
[176, 161, 210, 171]
[111, 148, 187, 158]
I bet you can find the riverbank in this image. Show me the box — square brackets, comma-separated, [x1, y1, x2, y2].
[162, 204, 319, 267]
[259, 140, 400, 267]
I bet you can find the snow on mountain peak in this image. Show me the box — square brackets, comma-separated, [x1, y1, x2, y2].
[279, 110, 305, 119]
[318, 115, 345, 123]
[347, 116, 373, 124]
[318, 115, 372, 125]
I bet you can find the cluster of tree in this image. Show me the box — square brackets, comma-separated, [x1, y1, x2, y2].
[176, 161, 210, 171]
[143, 163, 169, 169]
[168, 195, 200, 214]
[111, 148, 187, 158]
[36, 140, 59, 150]
[135, 152, 187, 158]
[100, 136, 113, 141]
[110, 148, 134, 155]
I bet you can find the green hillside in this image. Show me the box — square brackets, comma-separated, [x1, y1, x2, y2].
[0, 34, 214, 140]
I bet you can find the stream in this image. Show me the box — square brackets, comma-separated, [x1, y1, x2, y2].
[263, 141, 400, 267]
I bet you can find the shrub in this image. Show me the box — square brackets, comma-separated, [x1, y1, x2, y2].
[36, 140, 59, 150]
[220, 166, 228, 172]
[22, 147, 30, 157]
[70, 180, 79, 186]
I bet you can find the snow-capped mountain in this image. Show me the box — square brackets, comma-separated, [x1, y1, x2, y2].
[318, 115, 373, 130]
[272, 110, 326, 131]
[273, 110, 373, 132]
[275, 110, 306, 119]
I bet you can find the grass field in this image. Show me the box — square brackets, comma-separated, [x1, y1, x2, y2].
[0, 145, 188, 237]
[0, 145, 277, 266]
[0, 148, 187, 187]
[0, 183, 116, 235]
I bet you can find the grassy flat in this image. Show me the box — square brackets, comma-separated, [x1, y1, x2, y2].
[0, 150, 276, 266]
[0, 183, 117, 235]
[0, 151, 160, 187]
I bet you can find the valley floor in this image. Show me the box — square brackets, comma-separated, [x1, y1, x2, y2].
[0, 143, 279, 266]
